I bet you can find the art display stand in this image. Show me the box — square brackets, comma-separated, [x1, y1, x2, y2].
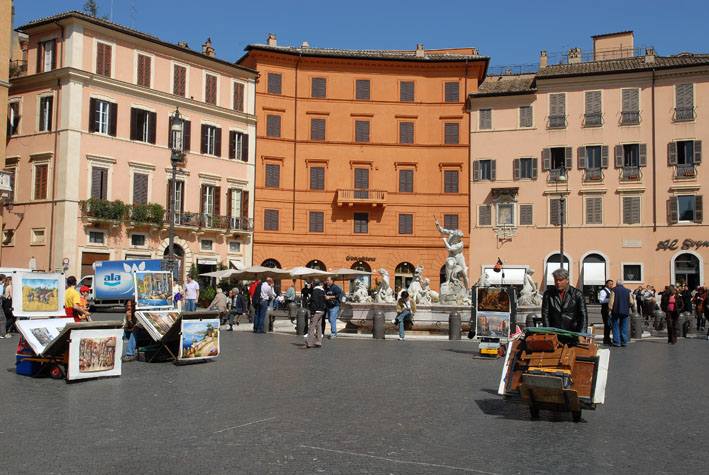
[134, 311, 220, 364]
[473, 287, 514, 358]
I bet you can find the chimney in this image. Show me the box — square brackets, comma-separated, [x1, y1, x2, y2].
[301, 41, 310, 48]
[644, 47, 656, 63]
[202, 38, 215, 57]
[568, 47, 582, 64]
[177, 41, 189, 49]
[540, 50, 548, 68]
[267, 33, 277, 47]
[415, 44, 424, 58]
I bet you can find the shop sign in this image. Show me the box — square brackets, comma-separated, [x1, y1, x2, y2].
[656, 239, 709, 251]
[346, 256, 376, 262]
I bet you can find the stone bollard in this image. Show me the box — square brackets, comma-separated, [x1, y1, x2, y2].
[296, 308, 308, 336]
[680, 311, 693, 338]
[288, 302, 298, 322]
[653, 309, 665, 331]
[525, 314, 537, 330]
[630, 311, 643, 339]
[372, 310, 385, 340]
[449, 311, 461, 340]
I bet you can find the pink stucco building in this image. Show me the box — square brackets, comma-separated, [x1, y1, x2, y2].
[3, 12, 257, 282]
[469, 32, 708, 297]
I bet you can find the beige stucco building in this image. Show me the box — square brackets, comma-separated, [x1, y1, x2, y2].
[469, 32, 708, 297]
[0, 0, 17, 254]
[3, 12, 257, 281]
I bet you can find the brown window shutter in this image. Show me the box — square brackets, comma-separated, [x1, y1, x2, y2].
[36, 41, 43, 73]
[183, 120, 191, 151]
[35, 164, 48, 200]
[479, 205, 491, 226]
[241, 134, 249, 162]
[241, 191, 249, 218]
[109, 103, 117, 136]
[226, 189, 233, 217]
[520, 204, 533, 226]
[50, 39, 57, 69]
[200, 185, 206, 216]
[167, 116, 174, 148]
[695, 195, 703, 223]
[91, 167, 102, 198]
[398, 214, 413, 234]
[201, 124, 208, 154]
[45, 97, 53, 131]
[137, 55, 145, 85]
[104, 44, 112, 76]
[133, 173, 148, 204]
[234, 83, 245, 112]
[96, 43, 103, 75]
[130, 108, 138, 140]
[214, 186, 221, 216]
[668, 196, 678, 224]
[215, 127, 222, 157]
[88, 98, 97, 132]
[229, 131, 236, 159]
[174, 65, 186, 96]
[148, 112, 156, 144]
[144, 56, 151, 87]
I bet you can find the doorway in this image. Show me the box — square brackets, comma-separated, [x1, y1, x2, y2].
[673, 253, 700, 290]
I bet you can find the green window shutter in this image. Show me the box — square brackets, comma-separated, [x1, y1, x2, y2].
[668, 142, 677, 165]
[513, 159, 520, 180]
[519, 204, 533, 226]
[311, 118, 326, 141]
[445, 82, 459, 102]
[399, 122, 414, 144]
[694, 140, 702, 164]
[356, 79, 370, 100]
[615, 145, 624, 168]
[542, 148, 551, 171]
[577, 147, 586, 170]
[311, 77, 326, 98]
[478, 205, 491, 226]
[400, 81, 414, 102]
[668, 196, 678, 225]
[695, 195, 703, 223]
[267, 73, 282, 94]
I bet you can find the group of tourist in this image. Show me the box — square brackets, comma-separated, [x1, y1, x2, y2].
[0, 274, 14, 338]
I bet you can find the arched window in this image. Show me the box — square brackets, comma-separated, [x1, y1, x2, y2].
[261, 258, 281, 269]
[544, 253, 570, 288]
[306, 259, 326, 271]
[581, 253, 607, 303]
[350, 261, 371, 289]
[395, 262, 415, 292]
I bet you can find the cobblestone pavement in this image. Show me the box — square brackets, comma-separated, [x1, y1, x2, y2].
[0, 311, 707, 474]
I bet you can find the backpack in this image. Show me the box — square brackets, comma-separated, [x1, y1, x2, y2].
[251, 281, 263, 307]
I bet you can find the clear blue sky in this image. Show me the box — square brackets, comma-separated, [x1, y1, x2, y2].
[14, 0, 709, 69]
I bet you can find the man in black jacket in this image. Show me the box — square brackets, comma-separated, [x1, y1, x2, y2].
[541, 268, 588, 333]
[301, 279, 326, 349]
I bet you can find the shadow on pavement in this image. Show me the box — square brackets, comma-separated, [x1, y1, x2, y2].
[442, 348, 478, 355]
[474, 397, 581, 423]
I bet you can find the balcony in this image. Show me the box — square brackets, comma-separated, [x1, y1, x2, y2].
[547, 169, 567, 182]
[336, 188, 387, 207]
[620, 166, 642, 181]
[674, 163, 697, 179]
[620, 111, 640, 125]
[547, 115, 567, 129]
[172, 212, 253, 233]
[673, 107, 695, 122]
[9, 60, 27, 79]
[583, 168, 604, 182]
[582, 113, 603, 127]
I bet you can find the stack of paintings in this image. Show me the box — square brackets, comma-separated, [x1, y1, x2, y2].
[476, 288, 511, 339]
[135, 311, 179, 341]
[15, 318, 72, 355]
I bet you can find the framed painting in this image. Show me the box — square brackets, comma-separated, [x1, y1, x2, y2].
[15, 318, 72, 355]
[135, 311, 179, 341]
[476, 287, 510, 313]
[67, 328, 124, 381]
[133, 271, 173, 310]
[178, 318, 220, 361]
[476, 312, 511, 339]
[11, 271, 66, 318]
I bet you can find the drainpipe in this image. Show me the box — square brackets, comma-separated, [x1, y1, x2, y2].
[292, 53, 301, 230]
[651, 67, 656, 232]
[464, 60, 470, 234]
[48, 20, 65, 272]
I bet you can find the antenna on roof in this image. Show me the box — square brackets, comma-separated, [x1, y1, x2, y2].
[131, 0, 136, 29]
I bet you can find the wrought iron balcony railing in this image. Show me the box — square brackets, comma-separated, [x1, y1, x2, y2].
[620, 111, 640, 125]
[674, 163, 697, 178]
[620, 166, 642, 181]
[583, 113, 603, 127]
[547, 168, 568, 182]
[548, 115, 567, 129]
[583, 168, 604, 182]
[673, 107, 695, 122]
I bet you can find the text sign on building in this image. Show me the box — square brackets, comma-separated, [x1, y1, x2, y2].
[656, 239, 709, 251]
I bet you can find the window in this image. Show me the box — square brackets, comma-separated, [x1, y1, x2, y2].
[520, 105, 533, 128]
[354, 168, 369, 198]
[444, 123, 459, 144]
[622, 264, 643, 283]
[227, 189, 249, 228]
[473, 159, 496, 181]
[266, 115, 281, 138]
[229, 241, 241, 253]
[445, 82, 459, 102]
[621, 88, 640, 125]
[311, 118, 325, 141]
[91, 167, 108, 200]
[8, 101, 20, 135]
[309, 211, 324, 233]
[399, 122, 414, 144]
[173, 64, 186, 96]
[30, 228, 46, 246]
[201, 125, 221, 156]
[444, 170, 459, 193]
[623, 196, 641, 224]
[479, 109, 492, 130]
[668, 140, 700, 166]
[355, 120, 370, 142]
[311, 77, 326, 98]
[39, 96, 53, 132]
[519, 204, 534, 226]
[132, 173, 148, 205]
[310, 167, 325, 190]
[398, 213, 414, 235]
[168, 116, 191, 152]
[542, 147, 572, 178]
[34, 164, 48, 200]
[201, 239, 214, 251]
[400, 81, 414, 102]
[478, 205, 492, 226]
[167, 180, 185, 221]
[88, 231, 105, 245]
[579, 145, 608, 181]
[584, 91, 602, 127]
[496, 203, 515, 227]
[443, 214, 458, 230]
[4, 167, 15, 202]
[265, 164, 280, 188]
[89, 98, 117, 136]
[130, 108, 157, 143]
[130, 234, 146, 247]
[137, 54, 151, 87]
[267, 73, 282, 94]
[674, 83, 694, 122]
[37, 39, 56, 73]
[200, 185, 219, 225]
[585, 196, 603, 224]
[399, 169, 413, 193]
[264, 209, 279, 230]
[354, 212, 368, 233]
[229, 131, 249, 161]
[205, 74, 217, 105]
[514, 158, 537, 180]
[96, 42, 112, 77]
[669, 195, 703, 224]
[550, 198, 567, 226]
[548, 93, 566, 128]
[233, 82, 245, 112]
[356, 79, 370, 100]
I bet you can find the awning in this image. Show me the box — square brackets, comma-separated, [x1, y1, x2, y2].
[483, 267, 525, 285]
[546, 262, 570, 285]
[229, 259, 245, 270]
[582, 262, 606, 286]
[197, 258, 218, 265]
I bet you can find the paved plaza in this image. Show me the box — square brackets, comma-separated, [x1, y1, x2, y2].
[0, 311, 707, 474]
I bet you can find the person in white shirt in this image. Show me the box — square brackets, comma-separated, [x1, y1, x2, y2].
[598, 279, 613, 345]
[184, 275, 200, 312]
[256, 277, 276, 333]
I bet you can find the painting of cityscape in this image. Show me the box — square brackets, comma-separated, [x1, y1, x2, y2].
[476, 312, 511, 339]
[135, 311, 179, 341]
[15, 318, 71, 355]
[179, 318, 220, 361]
[78, 337, 117, 373]
[67, 328, 123, 380]
[12, 272, 66, 317]
[133, 271, 172, 309]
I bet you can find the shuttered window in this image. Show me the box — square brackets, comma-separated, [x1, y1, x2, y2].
[444, 123, 459, 145]
[399, 169, 413, 193]
[34, 164, 48, 200]
[399, 122, 414, 144]
[310, 167, 325, 190]
[479, 109, 492, 130]
[356, 79, 370, 100]
[311, 77, 326, 98]
[400, 81, 414, 102]
[228, 131, 248, 161]
[205, 74, 217, 105]
[137, 54, 151, 87]
[354, 213, 368, 233]
[201, 125, 221, 156]
[584, 91, 602, 127]
[264, 209, 279, 230]
[265, 164, 280, 188]
[96, 42, 112, 77]
[514, 158, 537, 180]
[167, 118, 191, 151]
[267, 73, 282, 94]
[445, 82, 459, 102]
[311, 118, 326, 141]
[443, 214, 458, 230]
[173, 65, 186, 96]
[585, 196, 602, 224]
[91, 167, 108, 200]
[39, 96, 53, 132]
[674, 84, 694, 121]
[37, 39, 56, 73]
[520, 106, 533, 127]
[444, 170, 459, 193]
[478, 205, 492, 226]
[233, 82, 245, 112]
[474, 159, 496, 181]
[309, 211, 324, 233]
[130, 108, 157, 144]
[550, 198, 566, 225]
[167, 180, 185, 217]
[266, 115, 281, 138]
[354, 168, 369, 192]
[549, 93, 565, 128]
[355, 120, 370, 142]
[398, 214, 413, 234]
[621, 88, 639, 124]
[8, 102, 20, 135]
[673, 195, 702, 223]
[623, 196, 641, 225]
[133, 173, 149, 204]
[89, 99, 116, 136]
[519, 204, 534, 226]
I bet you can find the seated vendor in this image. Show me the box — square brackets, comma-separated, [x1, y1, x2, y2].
[123, 299, 144, 362]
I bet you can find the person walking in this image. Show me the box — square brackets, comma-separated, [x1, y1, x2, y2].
[661, 286, 684, 344]
[324, 276, 342, 339]
[301, 278, 326, 349]
[598, 279, 614, 345]
[541, 269, 588, 333]
[227, 287, 247, 330]
[2, 276, 15, 336]
[183, 275, 200, 312]
[0, 274, 7, 338]
[609, 279, 634, 347]
[393, 290, 416, 341]
[256, 277, 276, 333]
[692, 287, 705, 332]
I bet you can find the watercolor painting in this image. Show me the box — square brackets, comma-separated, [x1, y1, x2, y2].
[15, 318, 71, 355]
[476, 312, 511, 338]
[30, 327, 54, 346]
[179, 319, 220, 360]
[78, 337, 117, 373]
[134, 271, 172, 309]
[136, 311, 178, 341]
[12, 272, 66, 318]
[477, 288, 510, 313]
[67, 328, 123, 380]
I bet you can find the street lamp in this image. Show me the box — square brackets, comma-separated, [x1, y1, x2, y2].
[168, 108, 185, 277]
[556, 163, 568, 269]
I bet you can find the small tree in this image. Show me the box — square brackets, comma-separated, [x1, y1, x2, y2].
[83, 0, 99, 16]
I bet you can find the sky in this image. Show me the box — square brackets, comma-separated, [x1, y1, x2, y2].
[13, 0, 709, 70]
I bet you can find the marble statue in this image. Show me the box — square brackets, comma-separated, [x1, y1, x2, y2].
[407, 265, 424, 303]
[435, 217, 471, 304]
[420, 278, 439, 304]
[350, 279, 372, 303]
[475, 271, 491, 288]
[518, 268, 543, 307]
[374, 268, 396, 303]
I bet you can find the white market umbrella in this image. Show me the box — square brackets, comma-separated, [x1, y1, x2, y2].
[229, 265, 292, 281]
[288, 266, 330, 279]
[199, 269, 238, 279]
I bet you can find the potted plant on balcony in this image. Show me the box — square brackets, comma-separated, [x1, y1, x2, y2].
[148, 203, 165, 226]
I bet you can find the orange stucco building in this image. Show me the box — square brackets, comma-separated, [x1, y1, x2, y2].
[238, 37, 487, 290]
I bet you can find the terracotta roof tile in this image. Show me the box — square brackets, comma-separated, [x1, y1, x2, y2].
[472, 74, 536, 96]
[537, 53, 709, 78]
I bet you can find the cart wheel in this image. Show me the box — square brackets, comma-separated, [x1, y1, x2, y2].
[572, 410, 582, 423]
[498, 345, 506, 357]
[530, 405, 540, 419]
[49, 364, 65, 380]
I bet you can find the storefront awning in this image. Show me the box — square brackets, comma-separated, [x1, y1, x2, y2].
[582, 262, 606, 286]
[229, 259, 244, 270]
[546, 262, 570, 286]
[483, 267, 525, 285]
[197, 258, 218, 265]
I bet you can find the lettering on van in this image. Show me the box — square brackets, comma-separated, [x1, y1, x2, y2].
[656, 239, 709, 251]
[104, 273, 122, 287]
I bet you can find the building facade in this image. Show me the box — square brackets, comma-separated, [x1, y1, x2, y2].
[239, 37, 486, 290]
[3, 12, 257, 281]
[469, 32, 708, 297]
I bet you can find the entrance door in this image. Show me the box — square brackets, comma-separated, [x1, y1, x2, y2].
[582, 253, 607, 303]
[674, 253, 700, 290]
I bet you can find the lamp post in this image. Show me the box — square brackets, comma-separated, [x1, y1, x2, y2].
[557, 163, 568, 269]
[168, 108, 185, 277]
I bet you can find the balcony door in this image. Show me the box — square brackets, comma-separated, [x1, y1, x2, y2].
[354, 168, 369, 199]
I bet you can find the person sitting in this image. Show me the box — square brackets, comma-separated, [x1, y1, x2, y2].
[393, 290, 416, 341]
[208, 288, 229, 326]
